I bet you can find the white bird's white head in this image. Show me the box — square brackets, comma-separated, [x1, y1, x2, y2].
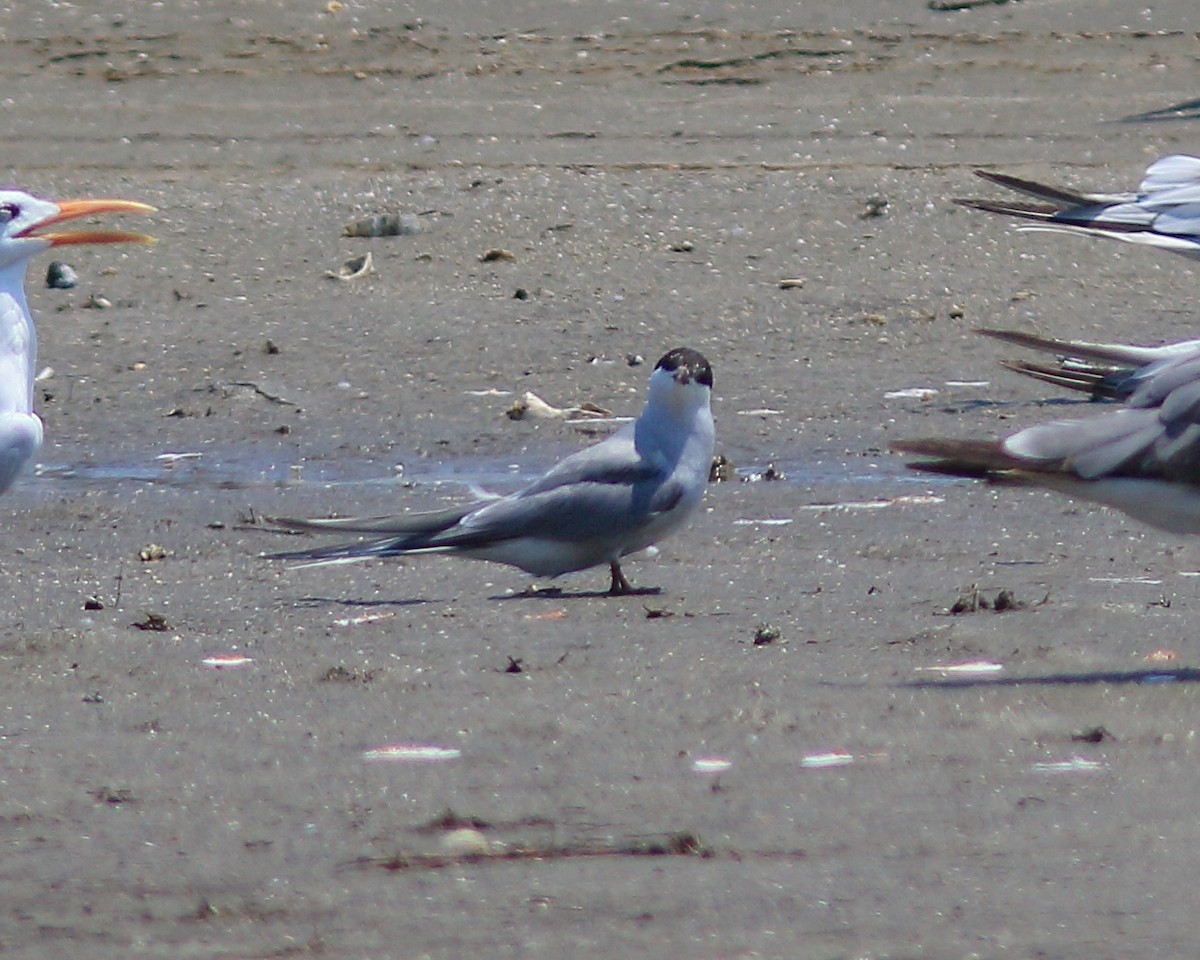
[0, 188, 154, 494]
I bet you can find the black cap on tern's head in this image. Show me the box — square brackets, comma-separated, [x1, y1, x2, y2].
[654, 347, 713, 389]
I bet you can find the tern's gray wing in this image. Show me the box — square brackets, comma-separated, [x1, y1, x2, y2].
[1003, 354, 1200, 482]
[425, 474, 681, 551]
[426, 434, 679, 549]
[1140, 154, 1200, 199]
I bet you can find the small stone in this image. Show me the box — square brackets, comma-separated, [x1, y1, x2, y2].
[342, 213, 422, 238]
[860, 196, 889, 219]
[46, 261, 78, 289]
[132, 612, 171, 631]
[709, 454, 735, 483]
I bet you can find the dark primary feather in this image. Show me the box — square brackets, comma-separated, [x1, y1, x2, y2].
[976, 328, 1162, 368]
[889, 438, 1028, 478]
[996, 358, 1128, 401]
[970, 168, 1092, 207]
[952, 197, 1060, 222]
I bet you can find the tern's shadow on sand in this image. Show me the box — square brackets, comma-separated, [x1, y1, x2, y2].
[291, 596, 443, 609]
[491, 585, 663, 601]
[901, 668, 1200, 689]
[1116, 98, 1200, 123]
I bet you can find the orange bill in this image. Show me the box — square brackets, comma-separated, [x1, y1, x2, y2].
[19, 198, 156, 245]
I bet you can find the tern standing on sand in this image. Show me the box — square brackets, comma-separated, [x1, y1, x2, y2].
[0, 189, 154, 493]
[270, 347, 716, 595]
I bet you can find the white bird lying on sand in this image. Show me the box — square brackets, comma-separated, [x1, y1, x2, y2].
[268, 347, 716, 595]
[955, 154, 1200, 260]
[976, 327, 1200, 402]
[893, 337, 1200, 534]
[0, 189, 154, 493]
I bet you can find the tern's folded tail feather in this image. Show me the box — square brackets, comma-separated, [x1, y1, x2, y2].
[263, 505, 480, 566]
[266, 504, 476, 537]
[996, 359, 1122, 400]
[952, 197, 1060, 221]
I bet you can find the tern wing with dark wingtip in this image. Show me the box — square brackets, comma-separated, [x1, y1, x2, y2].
[894, 341, 1200, 535]
[955, 155, 1200, 261]
[969, 168, 1097, 207]
[977, 328, 1200, 402]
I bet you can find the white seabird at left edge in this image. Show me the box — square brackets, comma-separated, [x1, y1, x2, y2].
[268, 347, 716, 595]
[0, 190, 155, 493]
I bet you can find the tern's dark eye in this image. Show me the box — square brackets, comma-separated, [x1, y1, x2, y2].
[0, 203, 18, 225]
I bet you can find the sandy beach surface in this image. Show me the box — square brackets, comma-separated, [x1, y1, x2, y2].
[4, 1, 1200, 956]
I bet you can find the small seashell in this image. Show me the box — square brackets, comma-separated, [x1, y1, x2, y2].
[361, 744, 462, 763]
[83, 294, 112, 310]
[326, 252, 374, 281]
[480, 247, 515, 263]
[778, 278, 805, 290]
[801, 750, 854, 769]
[506, 391, 611, 421]
[341, 213, 422, 238]
[441, 828, 491, 857]
[138, 543, 167, 562]
[1030, 756, 1105, 774]
[201, 653, 254, 668]
[46, 261, 78, 289]
[914, 660, 1004, 677]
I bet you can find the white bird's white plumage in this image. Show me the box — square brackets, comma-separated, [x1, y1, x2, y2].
[0, 189, 154, 494]
[268, 347, 716, 594]
[894, 332, 1200, 534]
[955, 154, 1200, 260]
